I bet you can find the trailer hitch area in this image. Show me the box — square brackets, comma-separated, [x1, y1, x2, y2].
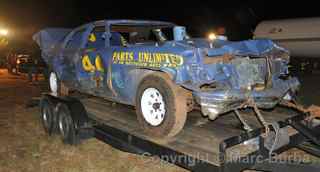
[263, 122, 290, 155]
[277, 101, 320, 147]
[246, 99, 290, 155]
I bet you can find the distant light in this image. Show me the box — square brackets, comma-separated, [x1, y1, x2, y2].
[208, 33, 216, 40]
[0, 29, 8, 36]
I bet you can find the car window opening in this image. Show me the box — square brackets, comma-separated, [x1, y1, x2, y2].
[110, 25, 174, 47]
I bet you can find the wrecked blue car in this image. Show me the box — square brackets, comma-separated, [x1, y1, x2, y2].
[33, 20, 300, 138]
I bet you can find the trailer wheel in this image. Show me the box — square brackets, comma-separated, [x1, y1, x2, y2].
[39, 97, 55, 135]
[56, 103, 78, 145]
[136, 73, 187, 138]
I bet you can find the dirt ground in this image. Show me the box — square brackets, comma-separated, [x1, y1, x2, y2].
[0, 68, 319, 172]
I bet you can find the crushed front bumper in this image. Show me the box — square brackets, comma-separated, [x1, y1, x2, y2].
[193, 77, 300, 120]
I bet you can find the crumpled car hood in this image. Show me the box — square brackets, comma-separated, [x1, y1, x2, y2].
[169, 38, 289, 57]
[206, 39, 289, 57]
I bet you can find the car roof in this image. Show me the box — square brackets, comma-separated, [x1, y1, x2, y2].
[93, 19, 176, 27]
[70, 19, 176, 37]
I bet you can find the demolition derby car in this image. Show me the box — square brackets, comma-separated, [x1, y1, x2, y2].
[33, 20, 300, 138]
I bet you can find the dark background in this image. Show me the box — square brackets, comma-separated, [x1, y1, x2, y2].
[0, 0, 320, 52]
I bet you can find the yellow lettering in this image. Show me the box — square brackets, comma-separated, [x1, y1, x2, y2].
[143, 52, 149, 62]
[120, 52, 125, 61]
[138, 52, 143, 62]
[88, 33, 96, 42]
[82, 55, 95, 72]
[163, 54, 170, 64]
[112, 51, 183, 68]
[176, 55, 184, 66]
[95, 55, 104, 72]
[129, 52, 134, 61]
[112, 52, 119, 62]
[155, 53, 162, 63]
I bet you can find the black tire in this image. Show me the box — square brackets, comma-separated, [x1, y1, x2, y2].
[56, 103, 79, 145]
[136, 72, 187, 138]
[39, 97, 56, 135]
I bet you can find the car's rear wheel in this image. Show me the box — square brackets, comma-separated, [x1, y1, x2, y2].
[49, 72, 69, 96]
[136, 72, 187, 138]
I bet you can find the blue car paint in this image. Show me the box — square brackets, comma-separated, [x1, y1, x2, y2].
[207, 39, 289, 57]
[33, 20, 300, 118]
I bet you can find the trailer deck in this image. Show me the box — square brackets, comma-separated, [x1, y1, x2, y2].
[72, 96, 320, 171]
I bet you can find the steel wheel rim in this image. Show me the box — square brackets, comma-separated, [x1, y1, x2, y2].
[42, 108, 50, 129]
[141, 88, 166, 126]
[59, 113, 69, 138]
[49, 72, 58, 95]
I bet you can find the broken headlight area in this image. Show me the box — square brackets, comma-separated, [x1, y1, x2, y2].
[231, 57, 268, 89]
[202, 55, 285, 91]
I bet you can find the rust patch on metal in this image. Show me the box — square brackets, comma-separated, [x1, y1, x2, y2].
[308, 105, 320, 118]
[203, 54, 233, 64]
[280, 101, 308, 113]
[280, 101, 320, 120]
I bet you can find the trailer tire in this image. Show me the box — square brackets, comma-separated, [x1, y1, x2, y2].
[39, 97, 56, 135]
[136, 72, 187, 138]
[56, 103, 79, 145]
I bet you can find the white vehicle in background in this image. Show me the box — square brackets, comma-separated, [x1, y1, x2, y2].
[254, 17, 320, 72]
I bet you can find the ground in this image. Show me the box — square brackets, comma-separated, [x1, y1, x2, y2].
[0, 69, 319, 172]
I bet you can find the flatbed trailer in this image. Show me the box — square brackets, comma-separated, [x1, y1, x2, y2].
[40, 93, 320, 172]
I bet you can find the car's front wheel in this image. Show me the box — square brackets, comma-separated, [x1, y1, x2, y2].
[136, 73, 187, 138]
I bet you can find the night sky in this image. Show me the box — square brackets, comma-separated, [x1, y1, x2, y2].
[0, 0, 320, 50]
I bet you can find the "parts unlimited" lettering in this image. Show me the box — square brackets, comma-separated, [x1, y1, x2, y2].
[112, 51, 184, 68]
